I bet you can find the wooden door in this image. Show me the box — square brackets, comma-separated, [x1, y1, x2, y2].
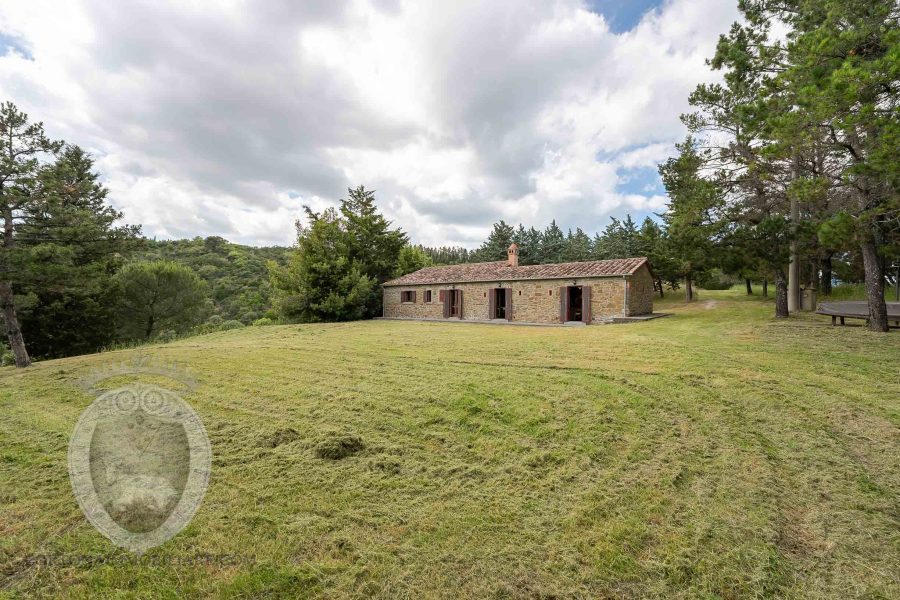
[558, 287, 567, 323]
[581, 285, 592, 323]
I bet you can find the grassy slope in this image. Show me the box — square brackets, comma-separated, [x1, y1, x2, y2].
[1, 290, 898, 599]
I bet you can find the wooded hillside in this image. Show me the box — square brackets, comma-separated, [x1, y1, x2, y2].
[137, 237, 291, 325]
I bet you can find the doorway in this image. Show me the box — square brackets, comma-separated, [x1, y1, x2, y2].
[493, 288, 507, 319]
[449, 289, 462, 318]
[567, 286, 583, 322]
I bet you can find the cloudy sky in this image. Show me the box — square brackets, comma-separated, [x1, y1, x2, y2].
[0, 0, 739, 247]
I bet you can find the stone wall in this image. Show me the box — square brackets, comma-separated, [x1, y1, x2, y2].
[384, 275, 643, 324]
[587, 279, 627, 320]
[383, 288, 445, 320]
[627, 265, 655, 316]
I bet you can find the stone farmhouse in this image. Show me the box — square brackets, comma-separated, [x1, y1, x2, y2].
[383, 244, 654, 325]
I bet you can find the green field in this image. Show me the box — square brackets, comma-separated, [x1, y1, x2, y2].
[1, 290, 899, 598]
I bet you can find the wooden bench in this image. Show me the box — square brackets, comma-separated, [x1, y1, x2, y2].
[816, 301, 900, 328]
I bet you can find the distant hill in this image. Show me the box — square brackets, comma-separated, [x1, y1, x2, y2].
[138, 236, 292, 324]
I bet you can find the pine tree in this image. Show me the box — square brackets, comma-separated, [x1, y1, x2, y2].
[116, 261, 208, 340]
[16, 146, 141, 357]
[473, 220, 514, 262]
[0, 102, 62, 367]
[270, 207, 374, 322]
[512, 225, 543, 265]
[593, 217, 641, 259]
[564, 227, 592, 261]
[659, 138, 721, 301]
[540, 220, 566, 264]
[339, 186, 407, 317]
[638, 217, 678, 296]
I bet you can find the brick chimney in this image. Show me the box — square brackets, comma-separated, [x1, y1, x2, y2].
[507, 243, 519, 268]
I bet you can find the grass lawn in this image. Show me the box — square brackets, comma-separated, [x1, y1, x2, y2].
[1, 289, 898, 598]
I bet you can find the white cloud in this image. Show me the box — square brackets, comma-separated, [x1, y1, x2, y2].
[614, 143, 675, 170]
[0, 0, 739, 247]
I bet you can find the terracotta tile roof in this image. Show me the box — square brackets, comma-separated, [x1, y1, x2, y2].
[383, 257, 649, 286]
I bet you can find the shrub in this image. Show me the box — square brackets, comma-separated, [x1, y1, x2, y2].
[157, 330, 178, 343]
[0, 344, 14, 367]
[697, 269, 736, 290]
[253, 317, 275, 327]
[240, 312, 260, 324]
[219, 320, 244, 331]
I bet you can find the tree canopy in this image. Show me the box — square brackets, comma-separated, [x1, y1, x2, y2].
[0, 103, 141, 365]
[270, 206, 375, 322]
[676, 0, 899, 328]
[115, 261, 208, 340]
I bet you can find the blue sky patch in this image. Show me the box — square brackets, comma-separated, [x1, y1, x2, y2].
[0, 31, 32, 60]
[616, 165, 664, 196]
[586, 0, 663, 33]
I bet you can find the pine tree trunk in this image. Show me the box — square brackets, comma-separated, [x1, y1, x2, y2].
[775, 270, 789, 318]
[860, 235, 888, 332]
[762, 278, 768, 297]
[685, 275, 693, 302]
[657, 278, 664, 298]
[0, 279, 31, 367]
[745, 278, 752, 295]
[145, 315, 155, 340]
[1, 195, 30, 367]
[821, 254, 832, 296]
